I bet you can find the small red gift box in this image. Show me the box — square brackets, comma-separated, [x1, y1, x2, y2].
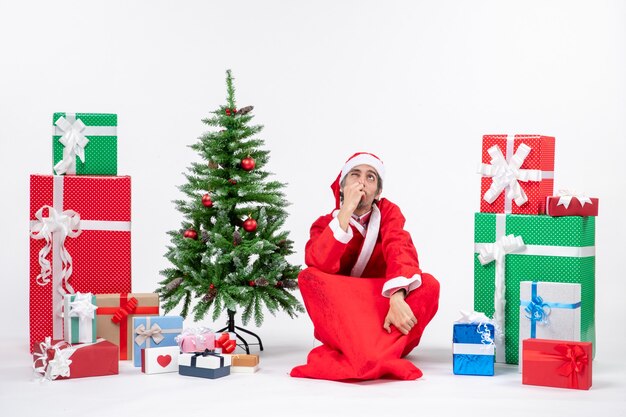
[33, 338, 119, 380]
[29, 175, 132, 352]
[478, 134, 555, 214]
[522, 338, 592, 390]
[546, 193, 599, 217]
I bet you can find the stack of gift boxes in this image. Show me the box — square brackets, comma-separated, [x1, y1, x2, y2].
[452, 134, 597, 391]
[29, 113, 259, 381]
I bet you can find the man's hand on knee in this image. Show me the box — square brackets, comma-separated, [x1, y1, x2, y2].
[383, 290, 418, 335]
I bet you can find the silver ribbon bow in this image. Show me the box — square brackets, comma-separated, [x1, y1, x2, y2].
[53, 116, 90, 175]
[135, 323, 164, 345]
[30, 205, 82, 292]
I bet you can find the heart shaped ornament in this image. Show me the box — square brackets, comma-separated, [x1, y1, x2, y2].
[142, 346, 180, 374]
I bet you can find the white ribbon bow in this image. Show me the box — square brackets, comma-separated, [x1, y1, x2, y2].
[68, 292, 97, 321]
[477, 234, 526, 352]
[30, 205, 82, 291]
[478, 144, 542, 207]
[135, 323, 164, 345]
[557, 189, 593, 209]
[33, 337, 73, 381]
[455, 310, 493, 325]
[53, 116, 90, 175]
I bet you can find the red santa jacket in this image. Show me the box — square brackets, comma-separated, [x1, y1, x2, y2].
[304, 198, 422, 296]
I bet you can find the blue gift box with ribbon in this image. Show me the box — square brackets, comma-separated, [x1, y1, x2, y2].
[132, 315, 183, 367]
[453, 320, 496, 376]
[518, 281, 581, 366]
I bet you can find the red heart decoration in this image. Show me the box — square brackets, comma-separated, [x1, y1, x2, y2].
[157, 355, 172, 368]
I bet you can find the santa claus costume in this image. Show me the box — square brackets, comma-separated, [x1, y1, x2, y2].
[290, 152, 440, 381]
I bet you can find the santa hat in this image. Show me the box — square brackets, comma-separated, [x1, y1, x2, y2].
[330, 152, 386, 209]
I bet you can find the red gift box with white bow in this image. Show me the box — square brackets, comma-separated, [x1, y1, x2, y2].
[546, 192, 599, 217]
[522, 338, 592, 390]
[29, 175, 132, 352]
[32, 338, 119, 380]
[478, 134, 555, 214]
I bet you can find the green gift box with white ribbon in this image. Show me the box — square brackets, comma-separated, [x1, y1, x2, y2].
[473, 212, 595, 364]
[63, 292, 97, 344]
[52, 112, 117, 175]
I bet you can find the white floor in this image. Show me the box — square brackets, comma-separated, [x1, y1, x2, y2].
[2, 330, 625, 417]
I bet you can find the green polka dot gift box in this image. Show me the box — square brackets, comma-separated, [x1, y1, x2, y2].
[52, 112, 117, 175]
[473, 212, 595, 365]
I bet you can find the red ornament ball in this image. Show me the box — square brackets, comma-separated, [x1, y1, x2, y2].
[241, 156, 256, 171]
[225, 108, 231, 116]
[228, 178, 237, 185]
[202, 194, 213, 207]
[183, 228, 198, 240]
[210, 284, 215, 289]
[276, 281, 283, 288]
[249, 280, 256, 287]
[243, 217, 258, 232]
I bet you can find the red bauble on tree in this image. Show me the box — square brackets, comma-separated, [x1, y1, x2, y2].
[202, 194, 213, 207]
[183, 228, 198, 240]
[241, 156, 256, 171]
[228, 178, 237, 185]
[243, 216, 257, 233]
[225, 108, 237, 116]
[249, 280, 256, 287]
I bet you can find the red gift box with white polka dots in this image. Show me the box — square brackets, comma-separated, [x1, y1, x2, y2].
[479, 134, 555, 214]
[29, 175, 132, 353]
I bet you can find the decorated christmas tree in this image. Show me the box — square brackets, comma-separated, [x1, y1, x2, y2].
[157, 70, 303, 329]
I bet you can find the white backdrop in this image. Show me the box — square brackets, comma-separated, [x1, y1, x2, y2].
[1, 0, 625, 363]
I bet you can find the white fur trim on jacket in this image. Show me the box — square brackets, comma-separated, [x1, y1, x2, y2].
[328, 217, 353, 244]
[381, 274, 422, 298]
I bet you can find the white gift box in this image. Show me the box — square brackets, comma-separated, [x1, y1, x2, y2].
[231, 365, 259, 373]
[141, 346, 179, 374]
[518, 281, 581, 368]
[178, 352, 231, 379]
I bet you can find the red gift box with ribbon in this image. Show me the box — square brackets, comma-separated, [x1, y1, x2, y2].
[522, 338, 592, 390]
[478, 135, 555, 214]
[29, 175, 132, 352]
[546, 192, 599, 217]
[95, 293, 159, 360]
[32, 337, 119, 380]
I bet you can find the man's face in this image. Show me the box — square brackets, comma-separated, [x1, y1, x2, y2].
[342, 164, 382, 212]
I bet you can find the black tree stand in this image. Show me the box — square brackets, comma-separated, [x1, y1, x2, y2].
[217, 309, 264, 354]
